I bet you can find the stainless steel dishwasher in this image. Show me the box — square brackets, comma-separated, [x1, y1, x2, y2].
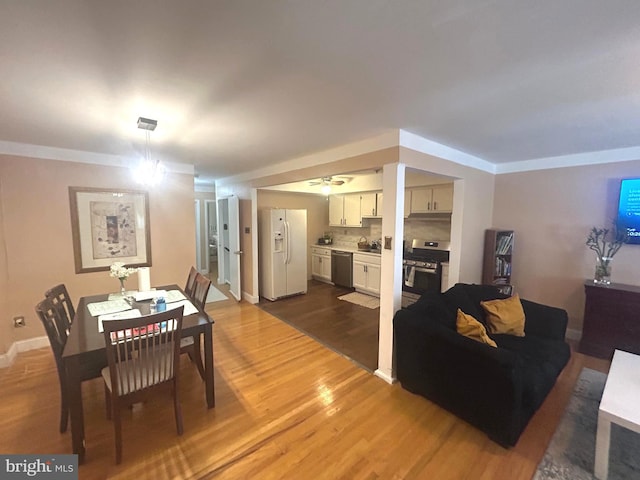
[331, 250, 353, 288]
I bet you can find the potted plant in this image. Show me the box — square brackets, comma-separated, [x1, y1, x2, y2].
[586, 225, 628, 284]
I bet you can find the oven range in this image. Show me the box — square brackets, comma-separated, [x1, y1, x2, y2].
[402, 239, 450, 308]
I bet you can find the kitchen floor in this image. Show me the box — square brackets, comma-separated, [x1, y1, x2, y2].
[257, 280, 380, 372]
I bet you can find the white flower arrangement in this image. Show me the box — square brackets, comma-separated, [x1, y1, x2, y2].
[109, 262, 138, 280]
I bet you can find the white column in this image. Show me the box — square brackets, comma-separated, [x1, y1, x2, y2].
[594, 413, 611, 480]
[375, 163, 405, 384]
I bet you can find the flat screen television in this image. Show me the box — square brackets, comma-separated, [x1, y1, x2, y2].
[618, 178, 640, 245]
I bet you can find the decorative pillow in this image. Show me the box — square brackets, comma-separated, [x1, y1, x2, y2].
[480, 294, 526, 337]
[455, 309, 497, 348]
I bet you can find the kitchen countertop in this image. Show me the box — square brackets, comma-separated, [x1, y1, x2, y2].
[310, 244, 382, 256]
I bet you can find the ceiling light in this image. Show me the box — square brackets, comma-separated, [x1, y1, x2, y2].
[321, 183, 331, 195]
[133, 117, 165, 186]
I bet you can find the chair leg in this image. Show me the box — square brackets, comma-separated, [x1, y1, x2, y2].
[113, 402, 123, 464]
[191, 334, 206, 381]
[59, 391, 68, 434]
[173, 384, 184, 436]
[104, 384, 112, 420]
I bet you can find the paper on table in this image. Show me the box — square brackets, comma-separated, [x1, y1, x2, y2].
[98, 309, 142, 333]
[164, 290, 187, 303]
[87, 299, 132, 317]
[134, 290, 167, 302]
[166, 299, 199, 316]
[137, 266, 151, 292]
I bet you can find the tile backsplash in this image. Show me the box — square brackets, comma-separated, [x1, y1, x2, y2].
[327, 218, 451, 248]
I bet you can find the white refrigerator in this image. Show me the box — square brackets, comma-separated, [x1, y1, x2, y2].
[259, 208, 308, 301]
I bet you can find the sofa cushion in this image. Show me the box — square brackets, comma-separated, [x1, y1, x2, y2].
[493, 334, 570, 410]
[456, 309, 497, 347]
[443, 284, 485, 324]
[481, 294, 526, 337]
[407, 291, 456, 329]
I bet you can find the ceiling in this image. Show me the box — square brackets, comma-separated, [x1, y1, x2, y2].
[2, 1, 640, 184]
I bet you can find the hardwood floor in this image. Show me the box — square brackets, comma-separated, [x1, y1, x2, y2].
[0, 299, 610, 479]
[257, 280, 380, 371]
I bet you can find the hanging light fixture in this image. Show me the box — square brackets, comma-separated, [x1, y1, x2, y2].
[133, 116, 166, 186]
[321, 180, 332, 196]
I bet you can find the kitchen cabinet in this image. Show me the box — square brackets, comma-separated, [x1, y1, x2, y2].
[360, 193, 377, 217]
[353, 253, 381, 296]
[311, 246, 332, 283]
[409, 185, 453, 213]
[404, 191, 411, 217]
[329, 194, 362, 227]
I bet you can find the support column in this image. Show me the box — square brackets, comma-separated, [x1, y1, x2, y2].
[375, 163, 405, 384]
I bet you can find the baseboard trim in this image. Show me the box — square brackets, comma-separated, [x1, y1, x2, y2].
[242, 291, 259, 304]
[374, 368, 396, 385]
[0, 336, 49, 368]
[566, 328, 582, 342]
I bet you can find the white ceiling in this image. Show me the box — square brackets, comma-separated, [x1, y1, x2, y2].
[2, 1, 640, 184]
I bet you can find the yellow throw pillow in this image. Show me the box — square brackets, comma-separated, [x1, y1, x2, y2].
[456, 309, 497, 348]
[480, 294, 526, 337]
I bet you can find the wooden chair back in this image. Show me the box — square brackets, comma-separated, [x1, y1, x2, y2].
[185, 267, 198, 298]
[102, 307, 184, 398]
[35, 297, 69, 432]
[44, 284, 75, 341]
[192, 273, 212, 310]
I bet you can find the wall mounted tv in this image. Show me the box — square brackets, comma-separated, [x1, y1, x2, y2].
[618, 178, 640, 245]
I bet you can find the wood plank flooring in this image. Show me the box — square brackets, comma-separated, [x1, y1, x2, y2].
[0, 299, 610, 479]
[258, 280, 380, 371]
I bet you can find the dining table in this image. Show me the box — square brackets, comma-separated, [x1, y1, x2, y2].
[61, 284, 215, 464]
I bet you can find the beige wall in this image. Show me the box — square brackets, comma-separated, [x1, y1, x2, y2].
[0, 155, 196, 354]
[493, 160, 640, 333]
[257, 190, 330, 280]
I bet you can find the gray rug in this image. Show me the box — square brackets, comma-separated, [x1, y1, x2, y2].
[534, 368, 640, 480]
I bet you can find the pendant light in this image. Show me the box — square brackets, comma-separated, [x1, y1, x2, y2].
[133, 117, 166, 186]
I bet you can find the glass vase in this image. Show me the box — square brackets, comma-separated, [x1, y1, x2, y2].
[119, 278, 126, 296]
[594, 256, 612, 285]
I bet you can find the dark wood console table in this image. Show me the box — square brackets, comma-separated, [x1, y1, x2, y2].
[580, 280, 640, 359]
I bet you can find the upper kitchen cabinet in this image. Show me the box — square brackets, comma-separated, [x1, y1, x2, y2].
[361, 192, 384, 218]
[409, 184, 453, 213]
[329, 194, 362, 227]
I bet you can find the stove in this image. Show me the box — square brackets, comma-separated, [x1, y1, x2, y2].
[402, 239, 450, 307]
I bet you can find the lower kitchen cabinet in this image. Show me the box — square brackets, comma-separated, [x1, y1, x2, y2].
[353, 253, 381, 296]
[311, 246, 332, 283]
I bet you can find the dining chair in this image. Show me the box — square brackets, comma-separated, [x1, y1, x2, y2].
[35, 297, 71, 433]
[101, 307, 185, 464]
[180, 272, 212, 380]
[184, 266, 198, 298]
[44, 284, 75, 342]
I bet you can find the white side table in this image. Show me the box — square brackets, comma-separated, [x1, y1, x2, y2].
[595, 349, 640, 479]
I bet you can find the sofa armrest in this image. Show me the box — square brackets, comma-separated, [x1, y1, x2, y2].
[521, 299, 568, 341]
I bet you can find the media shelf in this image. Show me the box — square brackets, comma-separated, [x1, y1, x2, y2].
[483, 229, 514, 295]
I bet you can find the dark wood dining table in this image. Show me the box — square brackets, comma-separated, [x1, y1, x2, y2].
[61, 284, 215, 464]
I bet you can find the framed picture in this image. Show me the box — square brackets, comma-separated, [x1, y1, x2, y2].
[69, 187, 152, 273]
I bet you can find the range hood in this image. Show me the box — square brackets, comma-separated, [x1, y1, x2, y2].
[407, 211, 452, 220]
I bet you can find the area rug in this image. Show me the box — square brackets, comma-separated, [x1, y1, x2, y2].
[337, 292, 380, 309]
[206, 284, 228, 303]
[533, 368, 640, 480]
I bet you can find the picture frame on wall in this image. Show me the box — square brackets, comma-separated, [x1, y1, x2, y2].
[69, 187, 152, 273]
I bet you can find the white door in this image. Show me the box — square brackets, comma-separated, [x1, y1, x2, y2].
[284, 209, 307, 295]
[228, 196, 242, 301]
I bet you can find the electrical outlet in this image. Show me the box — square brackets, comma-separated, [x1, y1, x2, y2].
[13, 316, 25, 327]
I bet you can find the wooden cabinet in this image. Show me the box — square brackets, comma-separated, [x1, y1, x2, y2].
[409, 185, 453, 213]
[353, 253, 381, 296]
[360, 193, 378, 217]
[311, 246, 332, 282]
[580, 281, 640, 359]
[404, 191, 411, 217]
[482, 229, 514, 295]
[329, 194, 361, 227]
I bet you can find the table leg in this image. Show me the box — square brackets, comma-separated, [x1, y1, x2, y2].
[203, 325, 215, 408]
[595, 413, 611, 480]
[65, 357, 86, 464]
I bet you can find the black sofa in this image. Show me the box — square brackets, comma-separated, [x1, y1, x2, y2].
[394, 283, 571, 447]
